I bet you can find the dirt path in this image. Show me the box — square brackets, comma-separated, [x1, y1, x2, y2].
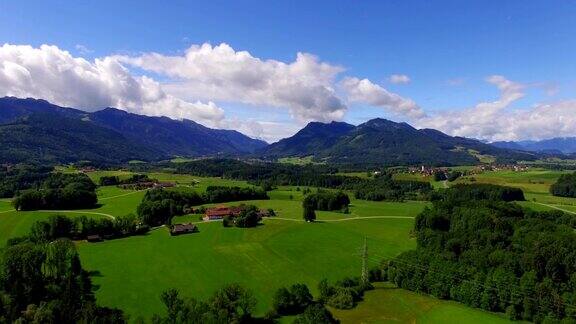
[99, 189, 147, 201]
[36, 210, 116, 220]
[263, 215, 415, 223]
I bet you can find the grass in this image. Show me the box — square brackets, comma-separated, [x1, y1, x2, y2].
[332, 282, 513, 323]
[79, 216, 417, 318]
[0, 170, 534, 322]
[456, 169, 576, 206]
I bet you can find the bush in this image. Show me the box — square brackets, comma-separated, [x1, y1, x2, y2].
[293, 304, 338, 324]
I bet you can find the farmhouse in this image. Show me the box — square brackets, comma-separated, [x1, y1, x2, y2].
[203, 206, 243, 221]
[170, 223, 198, 236]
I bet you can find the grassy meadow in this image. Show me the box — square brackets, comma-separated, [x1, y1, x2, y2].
[454, 169, 576, 213]
[2, 167, 575, 322]
[331, 282, 513, 323]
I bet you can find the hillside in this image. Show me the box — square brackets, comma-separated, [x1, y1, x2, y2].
[262, 121, 355, 157]
[262, 118, 537, 166]
[0, 112, 162, 164]
[89, 108, 267, 156]
[0, 97, 267, 163]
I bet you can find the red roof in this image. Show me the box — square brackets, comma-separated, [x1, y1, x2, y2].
[205, 206, 243, 217]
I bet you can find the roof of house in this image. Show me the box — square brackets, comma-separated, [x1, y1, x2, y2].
[171, 223, 197, 232]
[205, 206, 243, 217]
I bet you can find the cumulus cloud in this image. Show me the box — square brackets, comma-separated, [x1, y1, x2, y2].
[115, 43, 347, 122]
[0, 44, 224, 125]
[415, 75, 576, 141]
[341, 77, 425, 118]
[388, 74, 411, 84]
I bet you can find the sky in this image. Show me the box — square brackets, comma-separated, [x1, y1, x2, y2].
[0, 0, 575, 143]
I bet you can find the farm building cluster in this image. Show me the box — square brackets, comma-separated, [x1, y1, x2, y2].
[203, 205, 273, 221]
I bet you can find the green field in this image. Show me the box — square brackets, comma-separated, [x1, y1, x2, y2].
[455, 169, 576, 214]
[3, 169, 565, 322]
[332, 282, 513, 323]
[77, 186, 428, 318]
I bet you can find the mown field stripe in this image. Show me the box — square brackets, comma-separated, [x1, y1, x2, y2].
[99, 189, 148, 201]
[535, 202, 576, 215]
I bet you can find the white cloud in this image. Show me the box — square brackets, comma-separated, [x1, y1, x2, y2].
[388, 74, 411, 84]
[341, 77, 425, 118]
[75, 44, 93, 55]
[416, 75, 576, 141]
[115, 43, 347, 123]
[0, 44, 224, 126]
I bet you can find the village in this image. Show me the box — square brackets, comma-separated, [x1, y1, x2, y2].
[407, 163, 530, 177]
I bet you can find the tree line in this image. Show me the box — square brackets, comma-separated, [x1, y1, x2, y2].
[98, 174, 153, 186]
[302, 191, 350, 222]
[6, 214, 150, 246]
[550, 172, 576, 198]
[12, 173, 98, 211]
[0, 164, 53, 198]
[377, 183, 576, 322]
[137, 186, 269, 226]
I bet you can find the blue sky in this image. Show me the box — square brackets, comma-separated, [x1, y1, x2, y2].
[1, 0, 575, 142]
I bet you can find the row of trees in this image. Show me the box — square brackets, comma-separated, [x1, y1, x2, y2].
[381, 183, 576, 322]
[98, 174, 153, 186]
[137, 187, 269, 226]
[430, 183, 525, 203]
[12, 173, 98, 211]
[0, 164, 53, 198]
[550, 171, 576, 197]
[302, 191, 351, 222]
[12, 214, 149, 244]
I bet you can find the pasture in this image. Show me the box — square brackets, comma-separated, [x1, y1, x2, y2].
[3, 168, 571, 322]
[331, 282, 513, 323]
[455, 169, 576, 213]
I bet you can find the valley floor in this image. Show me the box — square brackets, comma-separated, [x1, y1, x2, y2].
[1, 168, 574, 322]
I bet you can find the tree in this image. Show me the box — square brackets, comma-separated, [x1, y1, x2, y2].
[303, 205, 316, 222]
[272, 283, 313, 315]
[209, 283, 256, 323]
[293, 304, 338, 324]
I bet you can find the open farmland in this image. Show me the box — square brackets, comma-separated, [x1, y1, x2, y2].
[0, 170, 557, 323]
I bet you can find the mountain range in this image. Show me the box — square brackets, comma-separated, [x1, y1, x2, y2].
[0, 97, 266, 164]
[0, 97, 542, 166]
[492, 138, 576, 154]
[261, 118, 537, 166]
